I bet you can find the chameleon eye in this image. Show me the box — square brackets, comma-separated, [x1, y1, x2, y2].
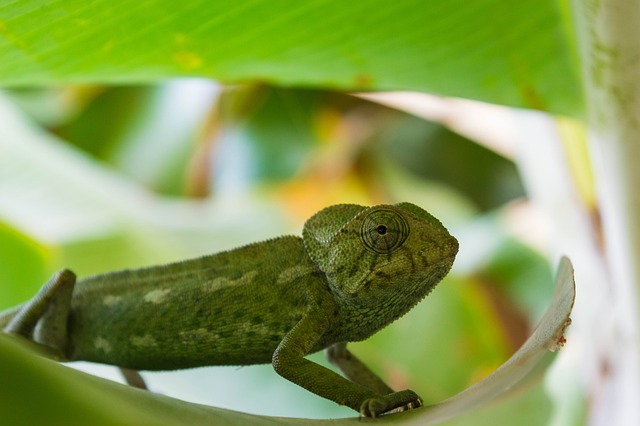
[361, 209, 409, 254]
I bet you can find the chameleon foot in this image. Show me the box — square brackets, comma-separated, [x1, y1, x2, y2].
[359, 389, 423, 417]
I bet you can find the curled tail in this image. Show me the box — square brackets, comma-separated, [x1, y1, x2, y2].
[1, 270, 76, 361]
[0, 304, 24, 330]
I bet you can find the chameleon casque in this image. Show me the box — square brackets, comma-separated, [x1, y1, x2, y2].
[0, 202, 458, 417]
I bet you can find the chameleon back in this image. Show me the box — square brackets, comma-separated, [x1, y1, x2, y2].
[67, 236, 326, 370]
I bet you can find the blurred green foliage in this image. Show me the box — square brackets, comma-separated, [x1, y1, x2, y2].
[1, 83, 555, 423]
[372, 114, 525, 210]
[0, 223, 52, 309]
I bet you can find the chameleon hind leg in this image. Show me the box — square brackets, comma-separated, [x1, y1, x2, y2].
[326, 342, 422, 416]
[3, 269, 76, 359]
[326, 342, 395, 395]
[120, 368, 148, 389]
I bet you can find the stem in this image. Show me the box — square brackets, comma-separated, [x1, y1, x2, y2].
[573, 0, 640, 423]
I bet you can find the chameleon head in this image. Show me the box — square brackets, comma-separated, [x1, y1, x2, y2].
[303, 202, 458, 307]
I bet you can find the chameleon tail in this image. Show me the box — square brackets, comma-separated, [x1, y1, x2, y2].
[0, 304, 23, 330]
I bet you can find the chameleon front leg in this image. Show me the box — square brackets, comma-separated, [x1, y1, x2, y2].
[326, 342, 422, 413]
[3, 269, 76, 359]
[273, 311, 420, 417]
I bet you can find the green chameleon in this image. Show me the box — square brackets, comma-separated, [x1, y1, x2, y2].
[1, 202, 458, 417]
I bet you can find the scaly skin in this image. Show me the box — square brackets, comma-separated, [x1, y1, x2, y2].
[1, 202, 458, 417]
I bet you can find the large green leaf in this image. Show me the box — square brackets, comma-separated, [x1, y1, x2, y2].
[0, 0, 580, 115]
[0, 257, 575, 425]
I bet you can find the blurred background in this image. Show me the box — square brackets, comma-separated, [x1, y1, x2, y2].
[0, 80, 589, 424]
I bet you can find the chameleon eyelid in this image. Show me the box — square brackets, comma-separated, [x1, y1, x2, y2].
[360, 209, 410, 254]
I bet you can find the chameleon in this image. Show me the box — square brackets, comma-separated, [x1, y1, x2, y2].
[0, 202, 458, 417]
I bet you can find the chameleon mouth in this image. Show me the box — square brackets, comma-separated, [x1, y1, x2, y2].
[424, 256, 455, 284]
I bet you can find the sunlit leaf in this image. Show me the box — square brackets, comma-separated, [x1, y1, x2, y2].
[0, 0, 580, 115]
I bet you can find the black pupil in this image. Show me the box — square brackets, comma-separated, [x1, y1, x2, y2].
[377, 225, 387, 235]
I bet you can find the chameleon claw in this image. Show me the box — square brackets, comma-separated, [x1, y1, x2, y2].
[359, 390, 423, 417]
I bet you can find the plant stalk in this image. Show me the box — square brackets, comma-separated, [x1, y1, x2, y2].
[573, 0, 640, 423]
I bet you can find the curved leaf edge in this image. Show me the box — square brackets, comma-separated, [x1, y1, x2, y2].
[401, 256, 576, 425]
[0, 257, 575, 425]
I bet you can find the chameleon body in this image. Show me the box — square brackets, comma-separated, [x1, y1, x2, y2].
[1, 202, 458, 417]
